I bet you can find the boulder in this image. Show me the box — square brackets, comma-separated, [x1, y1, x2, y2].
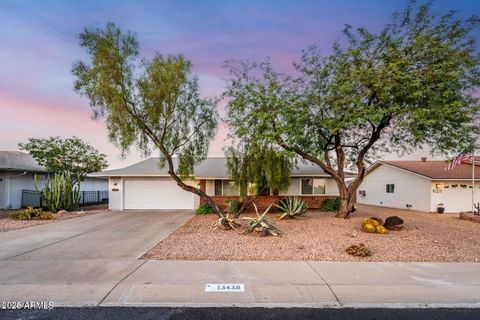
[384, 216, 404, 230]
[57, 209, 68, 215]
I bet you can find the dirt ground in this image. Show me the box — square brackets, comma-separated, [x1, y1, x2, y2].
[0, 204, 108, 232]
[144, 204, 480, 262]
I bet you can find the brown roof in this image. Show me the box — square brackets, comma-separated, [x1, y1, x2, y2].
[378, 160, 480, 180]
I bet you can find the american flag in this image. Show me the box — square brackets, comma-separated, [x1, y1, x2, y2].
[445, 153, 471, 170]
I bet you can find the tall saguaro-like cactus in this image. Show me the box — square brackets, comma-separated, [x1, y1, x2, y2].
[35, 171, 81, 213]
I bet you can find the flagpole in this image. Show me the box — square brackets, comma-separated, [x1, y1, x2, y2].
[473, 148, 476, 213]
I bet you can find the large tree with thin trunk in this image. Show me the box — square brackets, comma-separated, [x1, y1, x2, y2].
[72, 23, 225, 218]
[225, 1, 480, 218]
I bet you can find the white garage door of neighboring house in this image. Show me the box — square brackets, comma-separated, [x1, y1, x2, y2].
[123, 179, 195, 210]
[442, 186, 474, 213]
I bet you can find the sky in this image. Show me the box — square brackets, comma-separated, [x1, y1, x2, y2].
[0, 0, 479, 169]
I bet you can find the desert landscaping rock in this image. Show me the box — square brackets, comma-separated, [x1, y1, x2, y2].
[0, 204, 107, 232]
[144, 204, 480, 262]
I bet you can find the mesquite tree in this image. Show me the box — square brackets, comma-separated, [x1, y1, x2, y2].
[225, 2, 480, 218]
[72, 23, 224, 218]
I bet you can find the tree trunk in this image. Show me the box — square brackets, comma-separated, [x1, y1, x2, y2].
[334, 178, 356, 219]
[169, 173, 224, 218]
[234, 195, 256, 218]
[233, 185, 269, 218]
[160, 157, 224, 219]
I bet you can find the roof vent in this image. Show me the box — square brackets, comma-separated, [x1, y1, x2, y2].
[421, 157, 427, 162]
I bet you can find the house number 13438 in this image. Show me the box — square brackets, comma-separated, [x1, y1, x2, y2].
[205, 283, 245, 292]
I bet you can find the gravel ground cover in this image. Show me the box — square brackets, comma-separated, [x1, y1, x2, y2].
[0, 204, 107, 232]
[144, 204, 480, 262]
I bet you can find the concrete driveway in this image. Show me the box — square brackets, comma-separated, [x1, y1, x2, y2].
[0, 210, 192, 306]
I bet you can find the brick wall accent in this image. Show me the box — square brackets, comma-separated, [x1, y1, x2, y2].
[200, 195, 337, 211]
[199, 179, 206, 193]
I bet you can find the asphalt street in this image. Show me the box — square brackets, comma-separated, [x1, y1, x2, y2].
[2, 307, 480, 320]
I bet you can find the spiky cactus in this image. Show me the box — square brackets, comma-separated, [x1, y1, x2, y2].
[35, 171, 81, 213]
[474, 202, 480, 215]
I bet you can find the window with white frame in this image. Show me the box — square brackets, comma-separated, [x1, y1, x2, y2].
[214, 180, 240, 196]
[386, 184, 395, 193]
[301, 178, 326, 195]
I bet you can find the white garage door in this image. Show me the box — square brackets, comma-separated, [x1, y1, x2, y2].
[124, 179, 195, 210]
[442, 186, 476, 213]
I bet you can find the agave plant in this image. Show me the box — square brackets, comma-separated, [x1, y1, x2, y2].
[275, 197, 308, 220]
[211, 211, 241, 231]
[240, 203, 282, 236]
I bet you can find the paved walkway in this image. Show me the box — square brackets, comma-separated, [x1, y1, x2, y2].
[0, 211, 479, 308]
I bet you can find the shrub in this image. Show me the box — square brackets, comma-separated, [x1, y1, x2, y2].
[275, 197, 308, 219]
[8, 207, 55, 220]
[195, 204, 215, 215]
[9, 210, 32, 220]
[37, 212, 56, 220]
[224, 199, 241, 214]
[322, 197, 340, 212]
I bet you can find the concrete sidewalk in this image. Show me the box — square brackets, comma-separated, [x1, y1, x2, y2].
[0, 211, 479, 308]
[1, 260, 479, 308]
[100, 260, 480, 308]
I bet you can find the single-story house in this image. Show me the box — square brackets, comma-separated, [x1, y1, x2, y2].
[91, 157, 343, 211]
[0, 151, 109, 209]
[357, 157, 479, 213]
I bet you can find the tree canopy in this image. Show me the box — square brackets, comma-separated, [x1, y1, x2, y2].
[19, 136, 108, 178]
[225, 1, 480, 218]
[225, 146, 292, 196]
[72, 23, 223, 216]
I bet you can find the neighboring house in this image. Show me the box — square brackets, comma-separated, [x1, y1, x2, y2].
[357, 157, 479, 213]
[91, 157, 344, 210]
[0, 151, 109, 209]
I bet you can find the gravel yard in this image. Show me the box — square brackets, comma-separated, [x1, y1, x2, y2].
[0, 204, 107, 232]
[144, 204, 480, 262]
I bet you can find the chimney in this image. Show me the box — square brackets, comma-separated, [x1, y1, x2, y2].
[421, 157, 427, 162]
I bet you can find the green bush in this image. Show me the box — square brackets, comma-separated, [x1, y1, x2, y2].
[8, 207, 55, 220]
[195, 204, 215, 215]
[322, 197, 340, 212]
[224, 199, 241, 214]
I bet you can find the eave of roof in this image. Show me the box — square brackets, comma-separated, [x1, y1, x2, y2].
[367, 160, 480, 180]
[90, 157, 352, 178]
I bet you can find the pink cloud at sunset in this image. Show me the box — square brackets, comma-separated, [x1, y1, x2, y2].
[0, 0, 478, 169]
